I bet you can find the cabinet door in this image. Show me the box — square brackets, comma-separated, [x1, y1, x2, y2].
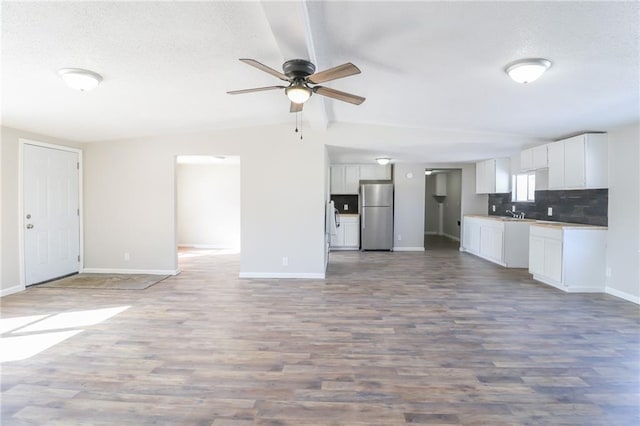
[529, 236, 545, 275]
[531, 145, 548, 169]
[547, 141, 565, 189]
[359, 164, 390, 180]
[435, 173, 447, 196]
[464, 220, 481, 253]
[330, 165, 345, 194]
[343, 222, 360, 247]
[344, 166, 360, 194]
[476, 160, 493, 193]
[475, 161, 485, 193]
[480, 225, 503, 262]
[563, 136, 585, 188]
[520, 149, 533, 171]
[544, 239, 563, 283]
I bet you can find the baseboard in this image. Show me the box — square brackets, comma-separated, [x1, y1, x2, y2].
[442, 233, 460, 242]
[393, 247, 425, 252]
[82, 268, 181, 276]
[330, 247, 359, 251]
[239, 272, 325, 279]
[178, 244, 239, 249]
[1, 284, 25, 297]
[424, 231, 438, 235]
[606, 287, 640, 304]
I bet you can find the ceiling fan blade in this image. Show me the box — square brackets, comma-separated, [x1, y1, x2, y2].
[290, 102, 304, 113]
[227, 85, 285, 95]
[308, 63, 361, 84]
[239, 58, 289, 82]
[313, 86, 365, 105]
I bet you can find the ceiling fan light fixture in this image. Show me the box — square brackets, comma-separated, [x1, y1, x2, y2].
[505, 58, 551, 84]
[58, 68, 103, 91]
[376, 157, 391, 165]
[285, 83, 311, 104]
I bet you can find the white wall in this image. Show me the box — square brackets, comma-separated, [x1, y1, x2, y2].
[1, 126, 81, 295]
[606, 122, 640, 303]
[83, 124, 326, 278]
[177, 163, 241, 248]
[424, 175, 439, 234]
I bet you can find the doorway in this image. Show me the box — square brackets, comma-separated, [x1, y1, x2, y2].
[21, 141, 82, 286]
[424, 168, 462, 249]
[175, 155, 241, 271]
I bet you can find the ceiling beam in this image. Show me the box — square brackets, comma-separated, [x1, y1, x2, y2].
[260, 0, 328, 132]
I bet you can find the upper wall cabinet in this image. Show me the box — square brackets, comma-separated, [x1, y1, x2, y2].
[520, 145, 548, 171]
[548, 133, 608, 190]
[475, 158, 510, 194]
[359, 164, 392, 181]
[331, 164, 391, 194]
[330, 165, 360, 194]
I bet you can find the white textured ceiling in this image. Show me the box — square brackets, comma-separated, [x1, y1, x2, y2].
[2, 1, 638, 163]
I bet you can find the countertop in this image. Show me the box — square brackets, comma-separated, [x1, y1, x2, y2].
[465, 215, 607, 230]
[338, 213, 359, 217]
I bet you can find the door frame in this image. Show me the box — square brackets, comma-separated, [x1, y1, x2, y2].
[18, 139, 84, 289]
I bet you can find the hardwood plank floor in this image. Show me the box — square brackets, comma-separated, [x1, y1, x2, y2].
[1, 242, 638, 425]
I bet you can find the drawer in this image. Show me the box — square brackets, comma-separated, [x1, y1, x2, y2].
[530, 225, 563, 240]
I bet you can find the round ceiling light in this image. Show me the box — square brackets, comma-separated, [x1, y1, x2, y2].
[505, 58, 551, 84]
[376, 157, 391, 165]
[285, 82, 312, 104]
[58, 68, 103, 91]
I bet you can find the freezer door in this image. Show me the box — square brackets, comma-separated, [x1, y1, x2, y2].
[361, 183, 393, 207]
[361, 206, 393, 250]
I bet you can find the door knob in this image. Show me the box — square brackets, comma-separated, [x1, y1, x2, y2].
[26, 224, 34, 229]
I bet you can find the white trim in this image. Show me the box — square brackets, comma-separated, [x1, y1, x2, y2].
[393, 247, 425, 252]
[18, 139, 84, 288]
[606, 287, 640, 304]
[82, 268, 180, 276]
[1, 284, 25, 297]
[330, 247, 359, 251]
[178, 244, 240, 249]
[424, 231, 439, 235]
[239, 272, 325, 279]
[442, 233, 460, 242]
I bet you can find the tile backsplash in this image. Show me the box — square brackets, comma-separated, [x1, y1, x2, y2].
[331, 194, 359, 214]
[488, 189, 608, 226]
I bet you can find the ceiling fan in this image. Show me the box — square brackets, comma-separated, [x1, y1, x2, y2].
[227, 59, 365, 112]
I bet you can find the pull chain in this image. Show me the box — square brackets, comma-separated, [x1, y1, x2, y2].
[294, 111, 303, 140]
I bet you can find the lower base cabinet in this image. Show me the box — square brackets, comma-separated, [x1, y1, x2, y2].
[462, 216, 530, 268]
[528, 224, 606, 292]
[331, 216, 360, 250]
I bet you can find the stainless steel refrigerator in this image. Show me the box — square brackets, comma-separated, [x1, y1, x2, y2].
[360, 182, 394, 250]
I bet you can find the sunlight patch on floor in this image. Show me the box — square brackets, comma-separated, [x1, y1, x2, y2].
[0, 306, 130, 363]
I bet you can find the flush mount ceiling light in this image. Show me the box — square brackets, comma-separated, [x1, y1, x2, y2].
[58, 68, 103, 91]
[505, 58, 551, 84]
[285, 81, 312, 104]
[376, 157, 391, 165]
[425, 170, 433, 175]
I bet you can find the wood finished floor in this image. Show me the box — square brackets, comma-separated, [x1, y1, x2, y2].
[1, 239, 639, 425]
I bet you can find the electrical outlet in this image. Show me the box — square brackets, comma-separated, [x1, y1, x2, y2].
[547, 207, 553, 216]
[512, 205, 516, 212]
[344, 204, 349, 211]
[492, 205, 496, 212]
[124, 252, 130, 261]
[282, 256, 288, 266]
[397, 234, 402, 241]
[606, 267, 612, 278]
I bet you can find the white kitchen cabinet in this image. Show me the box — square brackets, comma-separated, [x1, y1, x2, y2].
[528, 224, 607, 292]
[330, 165, 360, 194]
[330, 215, 360, 250]
[521, 145, 548, 171]
[462, 216, 530, 267]
[475, 158, 510, 194]
[435, 173, 447, 196]
[547, 133, 608, 190]
[359, 164, 391, 180]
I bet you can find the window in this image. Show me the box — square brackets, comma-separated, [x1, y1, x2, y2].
[512, 173, 536, 202]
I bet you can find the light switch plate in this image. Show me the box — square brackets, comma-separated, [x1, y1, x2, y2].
[344, 204, 349, 211]
[547, 207, 553, 216]
[492, 205, 496, 212]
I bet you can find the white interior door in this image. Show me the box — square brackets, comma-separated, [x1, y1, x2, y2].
[24, 144, 80, 285]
